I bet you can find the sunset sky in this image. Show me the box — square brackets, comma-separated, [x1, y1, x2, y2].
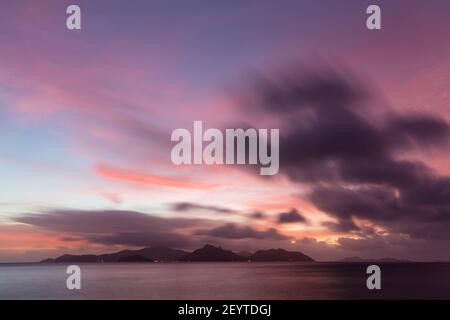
[1, 0, 449, 262]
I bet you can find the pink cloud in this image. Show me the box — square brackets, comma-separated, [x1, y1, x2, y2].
[95, 163, 217, 190]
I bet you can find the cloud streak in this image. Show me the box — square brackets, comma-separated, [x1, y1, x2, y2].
[195, 223, 289, 240]
[277, 208, 307, 224]
[13, 209, 291, 250]
[95, 163, 216, 190]
[171, 202, 237, 214]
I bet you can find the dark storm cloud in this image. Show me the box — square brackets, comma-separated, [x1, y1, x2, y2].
[16, 209, 200, 233]
[277, 208, 307, 224]
[322, 219, 360, 233]
[386, 115, 450, 148]
[239, 66, 450, 244]
[246, 68, 449, 180]
[195, 223, 289, 240]
[401, 177, 450, 207]
[310, 185, 401, 222]
[249, 211, 266, 219]
[250, 69, 367, 115]
[88, 231, 193, 248]
[337, 157, 431, 188]
[15, 209, 208, 248]
[15, 209, 291, 249]
[171, 202, 237, 214]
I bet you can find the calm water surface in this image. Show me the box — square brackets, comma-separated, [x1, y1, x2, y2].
[1, 262, 450, 299]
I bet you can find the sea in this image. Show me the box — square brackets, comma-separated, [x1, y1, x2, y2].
[1, 262, 450, 299]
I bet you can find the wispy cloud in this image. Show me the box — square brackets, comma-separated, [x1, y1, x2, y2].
[171, 202, 236, 214]
[95, 163, 217, 190]
[277, 209, 307, 224]
[195, 223, 289, 240]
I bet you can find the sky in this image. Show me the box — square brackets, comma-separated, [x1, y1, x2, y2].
[0, 0, 449, 262]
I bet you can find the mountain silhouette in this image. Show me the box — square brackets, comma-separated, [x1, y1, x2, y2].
[117, 255, 152, 262]
[42, 254, 99, 263]
[250, 248, 315, 262]
[40, 245, 316, 263]
[42, 246, 188, 263]
[339, 256, 366, 262]
[339, 256, 411, 263]
[236, 251, 252, 258]
[178, 244, 246, 262]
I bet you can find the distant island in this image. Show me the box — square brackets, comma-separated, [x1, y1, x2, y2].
[40, 244, 315, 263]
[339, 256, 412, 263]
[251, 248, 314, 262]
[179, 244, 246, 262]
